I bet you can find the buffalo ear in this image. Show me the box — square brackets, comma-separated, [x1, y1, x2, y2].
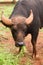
[25, 10, 33, 25]
[1, 11, 13, 25]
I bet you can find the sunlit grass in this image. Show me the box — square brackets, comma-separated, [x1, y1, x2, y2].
[0, 43, 32, 65]
[0, 4, 14, 18]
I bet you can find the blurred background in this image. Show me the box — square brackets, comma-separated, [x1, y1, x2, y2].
[0, 0, 18, 3]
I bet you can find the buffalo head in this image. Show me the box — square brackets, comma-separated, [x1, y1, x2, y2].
[1, 10, 33, 48]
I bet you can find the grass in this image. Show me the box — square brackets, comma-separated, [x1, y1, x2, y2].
[0, 4, 32, 65]
[0, 4, 14, 18]
[0, 52, 20, 65]
[0, 44, 32, 65]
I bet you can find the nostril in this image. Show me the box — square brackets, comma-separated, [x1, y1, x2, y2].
[15, 42, 19, 47]
[15, 42, 24, 47]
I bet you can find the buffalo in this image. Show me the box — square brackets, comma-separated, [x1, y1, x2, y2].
[1, 0, 43, 58]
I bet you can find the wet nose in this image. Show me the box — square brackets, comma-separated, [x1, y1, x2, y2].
[15, 42, 24, 47]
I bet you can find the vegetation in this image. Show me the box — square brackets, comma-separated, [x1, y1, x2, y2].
[0, 43, 32, 65]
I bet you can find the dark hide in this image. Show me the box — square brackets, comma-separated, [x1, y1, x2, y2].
[1, 0, 43, 58]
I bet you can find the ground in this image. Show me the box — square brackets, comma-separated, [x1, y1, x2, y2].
[0, 23, 43, 65]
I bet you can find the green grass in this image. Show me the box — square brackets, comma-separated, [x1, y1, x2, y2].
[0, 52, 19, 65]
[0, 4, 14, 18]
[0, 44, 32, 65]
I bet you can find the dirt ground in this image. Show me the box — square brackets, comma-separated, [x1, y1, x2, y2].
[0, 27, 43, 65]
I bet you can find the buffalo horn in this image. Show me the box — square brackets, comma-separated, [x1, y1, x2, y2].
[1, 11, 13, 25]
[25, 10, 33, 24]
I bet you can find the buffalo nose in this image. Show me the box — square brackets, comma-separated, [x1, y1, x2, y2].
[15, 42, 24, 47]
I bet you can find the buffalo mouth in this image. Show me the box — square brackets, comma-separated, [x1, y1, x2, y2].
[15, 42, 25, 47]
